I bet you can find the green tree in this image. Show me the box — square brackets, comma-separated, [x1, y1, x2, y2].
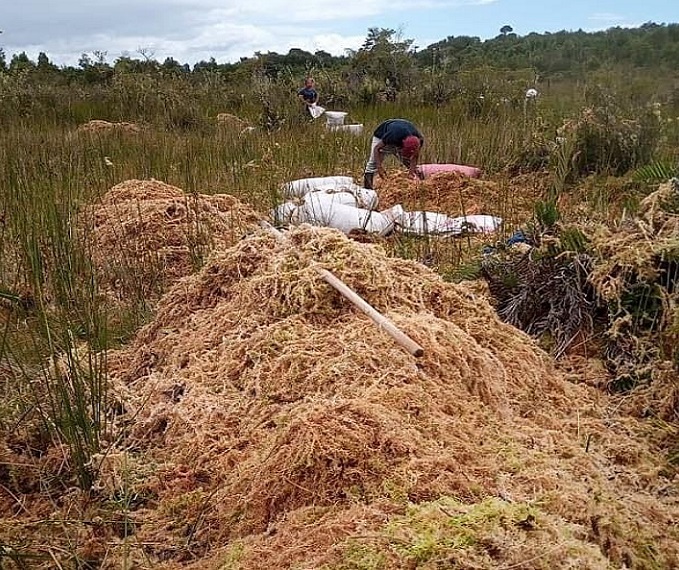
[78, 51, 113, 83]
[9, 51, 36, 73]
[349, 27, 417, 100]
[37, 52, 58, 73]
[161, 57, 189, 74]
[193, 57, 220, 73]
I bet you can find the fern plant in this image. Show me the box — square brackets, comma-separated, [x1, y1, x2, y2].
[533, 199, 561, 231]
[632, 161, 679, 183]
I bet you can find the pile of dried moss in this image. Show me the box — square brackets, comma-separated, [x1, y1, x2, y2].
[89, 178, 261, 304]
[76, 119, 143, 135]
[2, 224, 677, 569]
[377, 170, 548, 224]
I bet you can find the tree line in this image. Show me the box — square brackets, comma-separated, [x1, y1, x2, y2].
[1, 23, 678, 79]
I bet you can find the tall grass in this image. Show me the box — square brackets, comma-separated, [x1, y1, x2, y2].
[1, 124, 113, 488]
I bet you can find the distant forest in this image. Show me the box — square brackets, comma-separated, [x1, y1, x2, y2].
[2, 22, 678, 81]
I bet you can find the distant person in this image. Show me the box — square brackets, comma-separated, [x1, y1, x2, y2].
[363, 118, 424, 189]
[297, 76, 322, 119]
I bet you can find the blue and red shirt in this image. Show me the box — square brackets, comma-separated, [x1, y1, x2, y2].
[374, 119, 424, 148]
[298, 87, 318, 104]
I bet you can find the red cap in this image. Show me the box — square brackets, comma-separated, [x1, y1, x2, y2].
[402, 135, 421, 158]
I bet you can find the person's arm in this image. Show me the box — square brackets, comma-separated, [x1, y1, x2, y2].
[408, 135, 423, 176]
[408, 151, 420, 177]
[374, 140, 387, 178]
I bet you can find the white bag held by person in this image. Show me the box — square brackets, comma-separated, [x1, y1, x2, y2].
[309, 103, 325, 119]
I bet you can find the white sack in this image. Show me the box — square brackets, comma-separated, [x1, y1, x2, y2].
[296, 193, 393, 235]
[347, 184, 378, 210]
[399, 212, 502, 236]
[326, 124, 364, 135]
[271, 201, 300, 225]
[457, 214, 503, 233]
[324, 111, 348, 125]
[283, 176, 356, 198]
[281, 177, 378, 210]
[379, 204, 405, 223]
[308, 184, 377, 209]
[309, 103, 326, 119]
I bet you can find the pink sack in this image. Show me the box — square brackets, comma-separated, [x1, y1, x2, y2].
[418, 163, 482, 179]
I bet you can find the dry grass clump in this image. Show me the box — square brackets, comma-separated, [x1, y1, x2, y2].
[88, 178, 262, 303]
[216, 112, 251, 131]
[618, 361, 679, 422]
[585, 181, 679, 417]
[557, 174, 646, 223]
[587, 181, 679, 301]
[76, 119, 142, 135]
[75, 225, 677, 568]
[481, 180, 679, 424]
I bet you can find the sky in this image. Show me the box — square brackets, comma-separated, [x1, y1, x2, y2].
[1, 0, 677, 67]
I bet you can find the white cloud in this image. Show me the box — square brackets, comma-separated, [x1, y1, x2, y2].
[585, 13, 641, 32]
[0, 0, 497, 65]
[588, 13, 626, 24]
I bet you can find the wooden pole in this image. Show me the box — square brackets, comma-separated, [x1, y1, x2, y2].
[260, 222, 424, 357]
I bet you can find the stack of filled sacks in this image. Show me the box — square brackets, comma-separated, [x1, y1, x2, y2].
[273, 176, 501, 236]
[273, 176, 395, 234]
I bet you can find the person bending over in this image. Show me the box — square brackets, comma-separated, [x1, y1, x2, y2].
[363, 118, 424, 189]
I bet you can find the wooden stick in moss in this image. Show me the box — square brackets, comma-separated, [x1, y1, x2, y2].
[260, 221, 425, 358]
